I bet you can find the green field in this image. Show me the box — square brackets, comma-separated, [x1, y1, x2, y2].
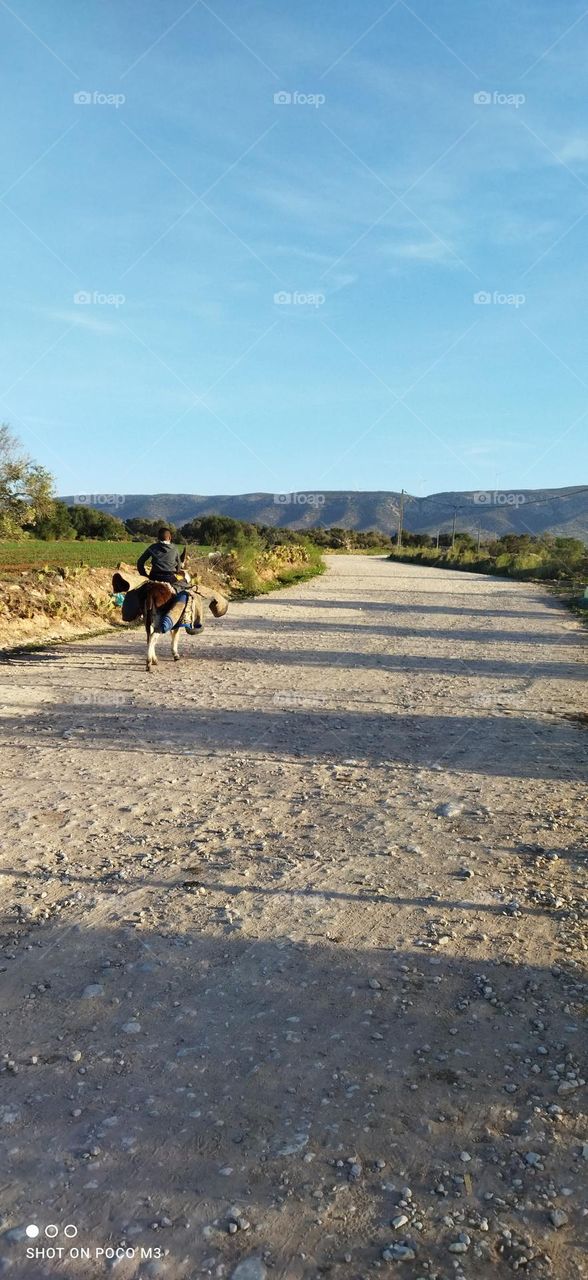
[0, 540, 211, 570]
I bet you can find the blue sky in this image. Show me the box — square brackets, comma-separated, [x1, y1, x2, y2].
[1, 0, 587, 498]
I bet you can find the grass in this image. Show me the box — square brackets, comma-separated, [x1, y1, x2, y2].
[0, 540, 211, 570]
[387, 544, 587, 584]
[247, 555, 326, 597]
[228, 540, 326, 599]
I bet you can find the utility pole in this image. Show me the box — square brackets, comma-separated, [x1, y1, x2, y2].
[397, 488, 405, 548]
[476, 521, 482, 552]
[435, 529, 440, 549]
[451, 508, 457, 550]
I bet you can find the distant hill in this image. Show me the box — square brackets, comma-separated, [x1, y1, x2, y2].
[60, 487, 588, 542]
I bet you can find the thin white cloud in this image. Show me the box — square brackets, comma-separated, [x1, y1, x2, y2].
[42, 308, 120, 336]
[558, 135, 588, 164]
[383, 238, 457, 263]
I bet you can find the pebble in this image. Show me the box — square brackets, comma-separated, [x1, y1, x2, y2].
[382, 1243, 416, 1261]
[391, 1214, 409, 1229]
[81, 984, 104, 998]
[279, 1134, 308, 1156]
[230, 1259, 267, 1280]
[2, 1227, 28, 1244]
[549, 1209, 568, 1229]
[121, 1021, 141, 1034]
[436, 801, 463, 818]
[0, 1108, 19, 1126]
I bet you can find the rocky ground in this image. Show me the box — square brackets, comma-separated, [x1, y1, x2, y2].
[0, 556, 227, 652]
[0, 555, 586, 1280]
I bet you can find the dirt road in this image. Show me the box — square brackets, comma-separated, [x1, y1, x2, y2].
[0, 555, 586, 1280]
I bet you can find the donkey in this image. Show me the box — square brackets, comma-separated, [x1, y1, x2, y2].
[144, 576, 204, 672]
[112, 556, 228, 673]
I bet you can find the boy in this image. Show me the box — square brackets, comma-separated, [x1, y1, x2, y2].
[136, 527, 183, 584]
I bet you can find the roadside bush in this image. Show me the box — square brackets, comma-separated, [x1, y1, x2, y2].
[388, 534, 587, 588]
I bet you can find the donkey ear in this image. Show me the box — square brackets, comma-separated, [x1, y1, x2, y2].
[180, 545, 187, 564]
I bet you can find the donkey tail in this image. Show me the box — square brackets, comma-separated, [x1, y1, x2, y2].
[144, 582, 174, 635]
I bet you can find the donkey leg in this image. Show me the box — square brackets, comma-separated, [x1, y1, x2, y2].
[171, 628, 181, 662]
[146, 628, 159, 672]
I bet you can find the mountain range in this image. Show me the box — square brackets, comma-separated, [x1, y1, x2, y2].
[61, 487, 588, 542]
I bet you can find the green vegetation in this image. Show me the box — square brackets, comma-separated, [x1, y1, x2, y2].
[0, 540, 210, 570]
[2, 425, 583, 600]
[0, 492, 325, 596]
[230, 540, 325, 598]
[388, 532, 588, 588]
[31, 500, 129, 541]
[305, 527, 393, 550]
[0, 425, 54, 537]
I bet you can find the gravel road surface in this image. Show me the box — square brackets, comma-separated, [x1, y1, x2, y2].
[0, 556, 586, 1280]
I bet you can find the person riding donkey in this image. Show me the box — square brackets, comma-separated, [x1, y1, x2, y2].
[113, 526, 228, 670]
[136, 526, 184, 585]
[134, 526, 204, 664]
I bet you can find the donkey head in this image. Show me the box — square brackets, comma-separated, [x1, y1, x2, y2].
[176, 546, 192, 586]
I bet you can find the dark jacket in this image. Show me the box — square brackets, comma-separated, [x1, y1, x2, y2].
[137, 540, 182, 580]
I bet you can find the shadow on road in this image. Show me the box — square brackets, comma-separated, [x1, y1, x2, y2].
[0, 923, 584, 1279]
[2, 698, 587, 781]
[22, 640, 585, 683]
[226, 617, 582, 648]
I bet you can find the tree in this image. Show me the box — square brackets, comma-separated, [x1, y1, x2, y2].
[0, 425, 54, 537]
[68, 504, 127, 540]
[31, 500, 76, 540]
[125, 517, 179, 542]
[179, 515, 253, 546]
[496, 533, 534, 555]
[400, 531, 433, 548]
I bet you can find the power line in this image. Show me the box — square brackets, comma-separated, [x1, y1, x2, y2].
[401, 486, 588, 519]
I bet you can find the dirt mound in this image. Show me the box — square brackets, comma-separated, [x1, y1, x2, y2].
[0, 557, 229, 652]
[0, 565, 118, 650]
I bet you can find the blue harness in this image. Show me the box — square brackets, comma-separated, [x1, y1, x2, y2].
[160, 592, 203, 634]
